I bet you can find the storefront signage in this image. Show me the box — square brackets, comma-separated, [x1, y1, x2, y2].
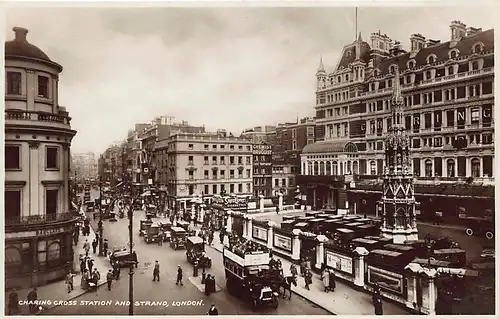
[326, 250, 353, 275]
[367, 265, 404, 295]
[36, 227, 68, 237]
[252, 226, 268, 241]
[273, 234, 292, 252]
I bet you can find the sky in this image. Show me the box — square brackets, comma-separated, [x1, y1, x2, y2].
[5, 3, 495, 154]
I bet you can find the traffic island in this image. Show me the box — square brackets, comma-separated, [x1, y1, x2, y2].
[188, 276, 223, 293]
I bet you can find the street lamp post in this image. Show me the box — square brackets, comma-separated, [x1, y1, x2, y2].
[128, 198, 134, 316]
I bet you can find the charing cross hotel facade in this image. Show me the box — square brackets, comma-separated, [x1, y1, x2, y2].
[297, 21, 494, 222]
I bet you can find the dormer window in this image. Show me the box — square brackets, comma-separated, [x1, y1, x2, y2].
[448, 66, 455, 75]
[449, 50, 459, 59]
[471, 61, 479, 71]
[389, 65, 396, 74]
[472, 43, 484, 54]
[427, 55, 436, 64]
[407, 60, 416, 69]
[373, 69, 380, 77]
[425, 70, 432, 80]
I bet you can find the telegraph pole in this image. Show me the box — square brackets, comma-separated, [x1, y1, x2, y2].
[98, 175, 104, 256]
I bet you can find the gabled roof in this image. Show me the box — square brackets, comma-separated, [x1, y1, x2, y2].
[335, 41, 371, 71]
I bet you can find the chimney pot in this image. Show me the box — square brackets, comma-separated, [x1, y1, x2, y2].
[13, 27, 28, 41]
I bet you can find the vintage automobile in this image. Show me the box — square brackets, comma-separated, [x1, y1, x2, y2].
[185, 236, 212, 268]
[144, 223, 160, 244]
[170, 226, 187, 250]
[159, 221, 173, 242]
[464, 217, 494, 240]
[109, 246, 135, 268]
[139, 219, 153, 237]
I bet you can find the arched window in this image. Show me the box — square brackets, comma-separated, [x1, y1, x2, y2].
[353, 161, 359, 175]
[345, 74, 349, 81]
[389, 65, 396, 74]
[347, 161, 352, 174]
[5, 246, 21, 271]
[337, 76, 341, 83]
[471, 158, 481, 177]
[449, 50, 458, 59]
[425, 159, 433, 177]
[325, 161, 331, 175]
[313, 162, 319, 175]
[447, 159, 455, 177]
[330, 161, 336, 175]
[473, 43, 483, 54]
[373, 69, 379, 77]
[427, 55, 436, 64]
[370, 161, 376, 175]
[407, 60, 415, 69]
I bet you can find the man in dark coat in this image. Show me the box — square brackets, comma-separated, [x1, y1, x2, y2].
[8, 288, 19, 315]
[92, 239, 98, 254]
[176, 265, 183, 285]
[131, 250, 138, 268]
[113, 261, 121, 280]
[153, 261, 160, 282]
[27, 288, 38, 314]
[103, 239, 109, 256]
[106, 269, 114, 291]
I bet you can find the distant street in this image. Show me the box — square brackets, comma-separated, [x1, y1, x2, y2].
[45, 204, 329, 315]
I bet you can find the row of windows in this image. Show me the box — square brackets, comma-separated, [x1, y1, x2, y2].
[200, 156, 251, 165]
[6, 71, 51, 98]
[200, 169, 251, 179]
[196, 144, 251, 151]
[195, 183, 251, 196]
[254, 168, 271, 175]
[5, 188, 59, 221]
[6, 239, 64, 274]
[5, 145, 60, 170]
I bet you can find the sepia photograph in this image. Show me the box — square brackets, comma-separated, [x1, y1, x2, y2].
[3, 2, 496, 316]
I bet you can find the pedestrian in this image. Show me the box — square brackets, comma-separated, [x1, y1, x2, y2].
[373, 293, 383, 315]
[321, 268, 330, 292]
[8, 288, 19, 315]
[276, 206, 279, 214]
[80, 257, 86, 274]
[114, 261, 121, 280]
[103, 239, 109, 256]
[153, 260, 160, 282]
[131, 250, 138, 268]
[329, 269, 336, 292]
[66, 271, 75, 293]
[81, 269, 90, 290]
[176, 265, 183, 285]
[304, 269, 312, 290]
[290, 262, 298, 279]
[106, 269, 114, 291]
[87, 258, 94, 272]
[300, 258, 306, 277]
[73, 231, 79, 246]
[83, 239, 90, 256]
[193, 258, 199, 277]
[92, 238, 98, 254]
[305, 257, 311, 271]
[27, 287, 38, 314]
[158, 230, 163, 246]
[207, 302, 219, 315]
[92, 268, 101, 286]
[219, 231, 224, 244]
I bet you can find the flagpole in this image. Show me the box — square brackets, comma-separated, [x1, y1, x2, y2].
[355, 7, 358, 41]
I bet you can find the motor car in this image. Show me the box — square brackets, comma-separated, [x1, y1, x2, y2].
[480, 248, 495, 260]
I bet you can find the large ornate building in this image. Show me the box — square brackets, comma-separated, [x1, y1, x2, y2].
[160, 131, 254, 210]
[299, 21, 494, 221]
[4, 27, 78, 288]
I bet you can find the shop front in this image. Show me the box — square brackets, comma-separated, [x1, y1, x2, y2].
[5, 213, 77, 289]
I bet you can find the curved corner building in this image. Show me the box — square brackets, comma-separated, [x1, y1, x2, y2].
[4, 27, 78, 289]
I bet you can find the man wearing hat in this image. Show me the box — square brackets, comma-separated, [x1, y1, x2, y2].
[176, 265, 183, 286]
[106, 269, 114, 291]
[207, 302, 218, 315]
[153, 261, 160, 282]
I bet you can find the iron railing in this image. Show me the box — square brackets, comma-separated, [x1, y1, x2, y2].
[5, 211, 77, 227]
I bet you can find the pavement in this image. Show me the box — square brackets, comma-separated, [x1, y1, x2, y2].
[200, 227, 410, 315]
[4, 210, 109, 316]
[42, 208, 330, 316]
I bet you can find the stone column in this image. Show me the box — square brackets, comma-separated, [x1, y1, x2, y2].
[353, 247, 369, 288]
[26, 69, 35, 111]
[404, 263, 423, 311]
[247, 217, 253, 239]
[267, 221, 274, 249]
[330, 161, 333, 175]
[259, 194, 265, 213]
[465, 157, 471, 177]
[278, 192, 283, 212]
[421, 268, 438, 315]
[200, 205, 205, 223]
[291, 229, 301, 261]
[315, 235, 328, 270]
[226, 211, 233, 233]
[29, 141, 40, 217]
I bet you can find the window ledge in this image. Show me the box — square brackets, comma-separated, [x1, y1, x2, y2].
[45, 168, 60, 171]
[5, 180, 27, 187]
[5, 168, 22, 172]
[41, 180, 64, 186]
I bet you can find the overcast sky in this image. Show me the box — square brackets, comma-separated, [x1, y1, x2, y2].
[5, 4, 495, 154]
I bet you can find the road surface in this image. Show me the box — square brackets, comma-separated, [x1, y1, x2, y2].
[44, 210, 329, 315]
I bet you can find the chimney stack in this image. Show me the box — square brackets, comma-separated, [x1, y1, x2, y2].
[426, 39, 441, 47]
[466, 27, 482, 36]
[13, 27, 28, 42]
[410, 33, 426, 52]
[450, 20, 467, 41]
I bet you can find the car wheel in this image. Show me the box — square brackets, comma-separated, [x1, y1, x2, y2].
[485, 231, 494, 240]
[466, 228, 474, 236]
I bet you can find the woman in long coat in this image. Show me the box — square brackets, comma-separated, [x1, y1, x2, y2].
[81, 269, 90, 290]
[321, 269, 330, 292]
